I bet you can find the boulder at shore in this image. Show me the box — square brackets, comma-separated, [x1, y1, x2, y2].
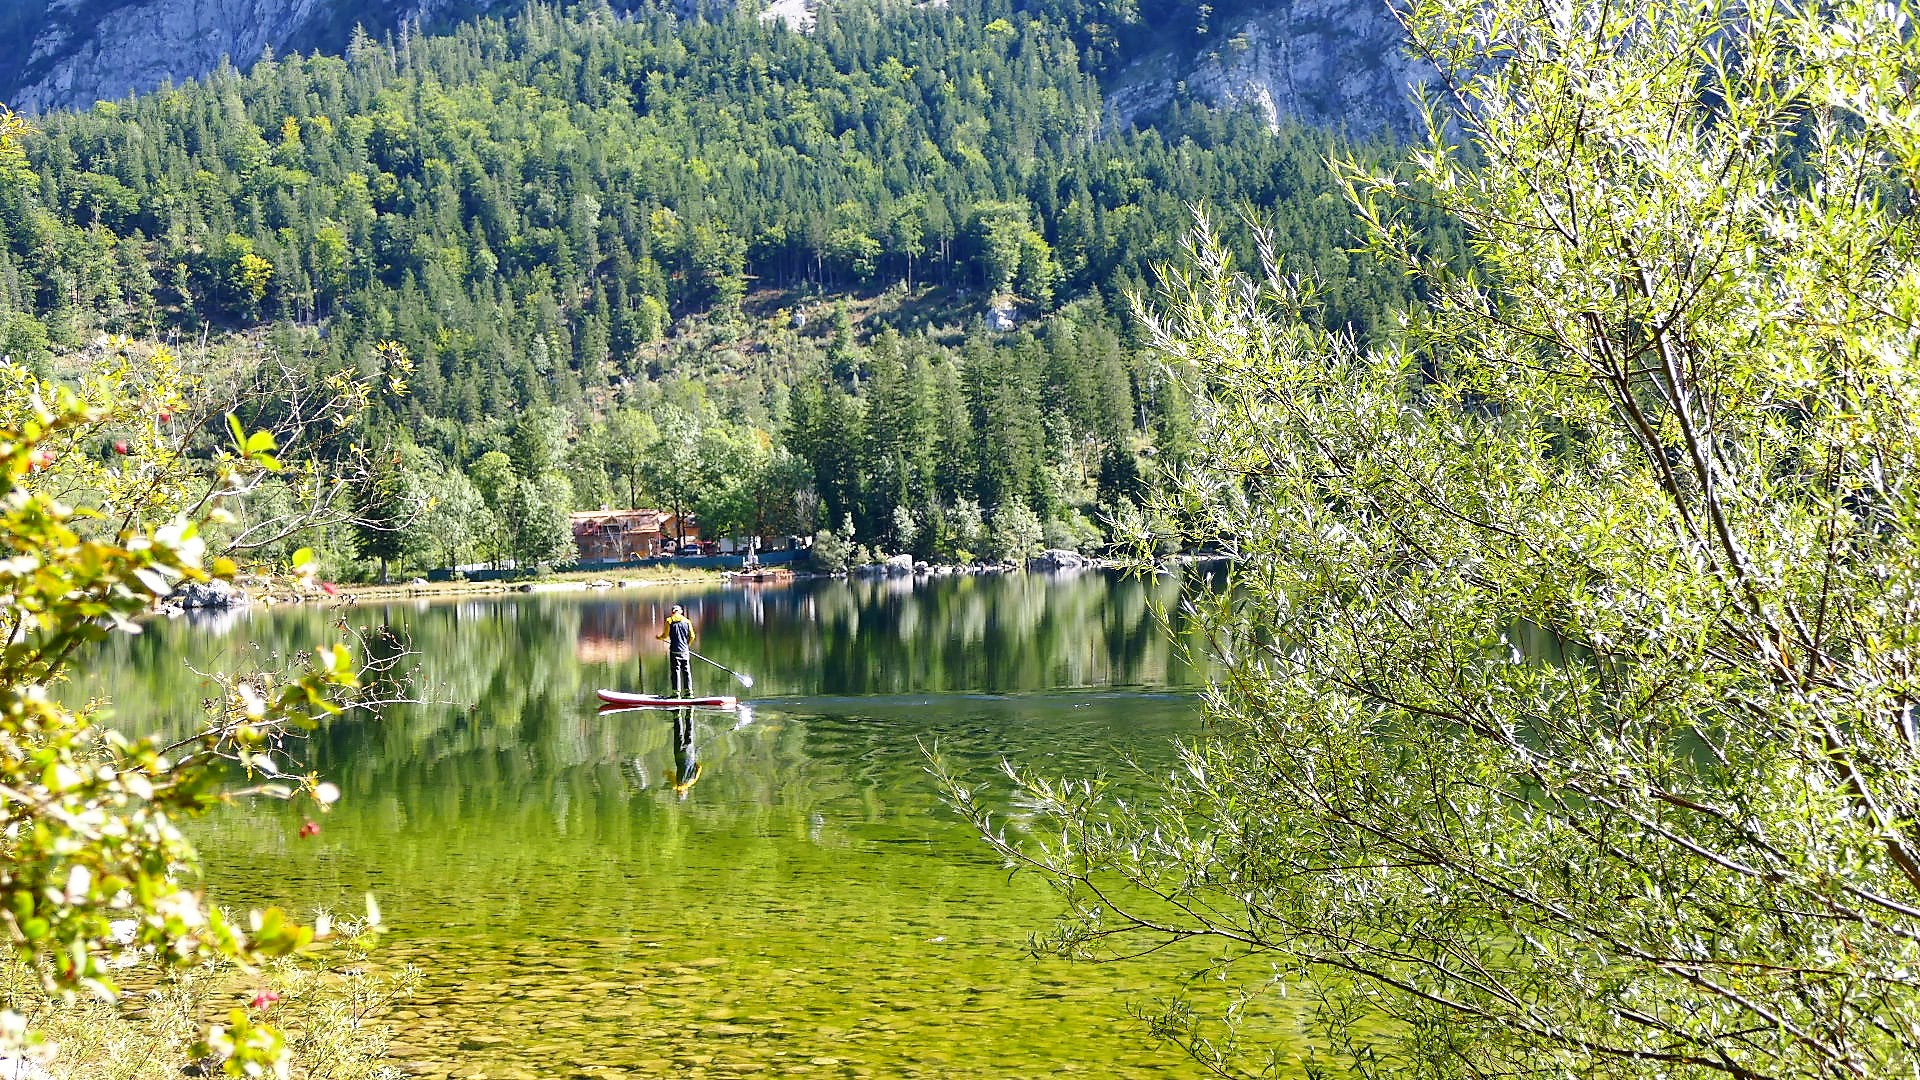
[169, 580, 250, 610]
[1028, 549, 1088, 572]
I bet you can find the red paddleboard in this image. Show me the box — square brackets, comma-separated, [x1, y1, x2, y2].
[597, 689, 739, 709]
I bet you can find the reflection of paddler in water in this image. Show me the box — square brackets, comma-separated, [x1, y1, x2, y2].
[614, 708, 702, 797]
[671, 706, 701, 798]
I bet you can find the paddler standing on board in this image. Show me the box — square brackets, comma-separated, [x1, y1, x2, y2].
[658, 604, 696, 697]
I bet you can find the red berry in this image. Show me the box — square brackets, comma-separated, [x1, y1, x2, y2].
[319, 581, 339, 596]
[250, 989, 282, 1011]
[158, 412, 171, 423]
[298, 820, 320, 839]
[112, 440, 129, 455]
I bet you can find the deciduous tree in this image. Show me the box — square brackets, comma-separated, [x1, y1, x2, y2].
[0, 367, 360, 1078]
[948, 0, 1920, 1076]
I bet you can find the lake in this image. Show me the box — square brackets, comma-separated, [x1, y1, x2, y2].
[84, 568, 1279, 1079]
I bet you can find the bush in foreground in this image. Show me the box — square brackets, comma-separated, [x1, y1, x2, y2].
[945, 0, 1920, 1076]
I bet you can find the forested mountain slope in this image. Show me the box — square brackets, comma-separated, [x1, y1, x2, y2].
[0, 0, 1451, 578]
[1, 0, 1423, 137]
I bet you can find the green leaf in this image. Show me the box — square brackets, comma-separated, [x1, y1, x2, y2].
[226, 413, 245, 450]
[290, 547, 313, 569]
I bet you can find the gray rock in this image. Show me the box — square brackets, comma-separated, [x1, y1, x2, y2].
[1030, 548, 1088, 571]
[882, 553, 914, 576]
[758, 0, 817, 30]
[170, 579, 249, 609]
[7, 0, 463, 114]
[1103, 0, 1429, 140]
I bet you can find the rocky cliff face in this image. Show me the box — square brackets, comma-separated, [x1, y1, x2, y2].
[9, 0, 310, 112]
[1, 0, 459, 113]
[1104, 0, 1426, 139]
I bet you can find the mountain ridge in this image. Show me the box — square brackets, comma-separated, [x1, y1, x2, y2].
[0, 0, 487, 114]
[0, 0, 1459, 580]
[0, 0, 1423, 138]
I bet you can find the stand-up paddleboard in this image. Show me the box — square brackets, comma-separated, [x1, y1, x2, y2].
[597, 689, 739, 709]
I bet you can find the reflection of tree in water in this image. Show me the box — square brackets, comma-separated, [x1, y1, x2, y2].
[699, 569, 1212, 695]
[158, 577, 1210, 946]
[80, 571, 1214, 759]
[81, 571, 1215, 821]
[358, 620, 415, 709]
[143, 578, 1223, 1080]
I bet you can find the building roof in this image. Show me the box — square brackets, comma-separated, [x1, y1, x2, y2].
[570, 509, 687, 531]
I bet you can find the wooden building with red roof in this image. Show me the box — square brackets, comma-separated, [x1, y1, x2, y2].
[569, 509, 698, 562]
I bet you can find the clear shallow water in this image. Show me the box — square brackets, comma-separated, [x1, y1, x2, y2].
[83, 569, 1297, 1079]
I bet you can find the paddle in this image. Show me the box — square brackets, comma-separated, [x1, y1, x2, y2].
[690, 648, 754, 688]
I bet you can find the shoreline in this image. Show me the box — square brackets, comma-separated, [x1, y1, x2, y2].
[215, 551, 1191, 613]
[246, 567, 727, 609]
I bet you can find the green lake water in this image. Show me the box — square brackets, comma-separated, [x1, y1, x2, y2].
[83, 568, 1296, 1079]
